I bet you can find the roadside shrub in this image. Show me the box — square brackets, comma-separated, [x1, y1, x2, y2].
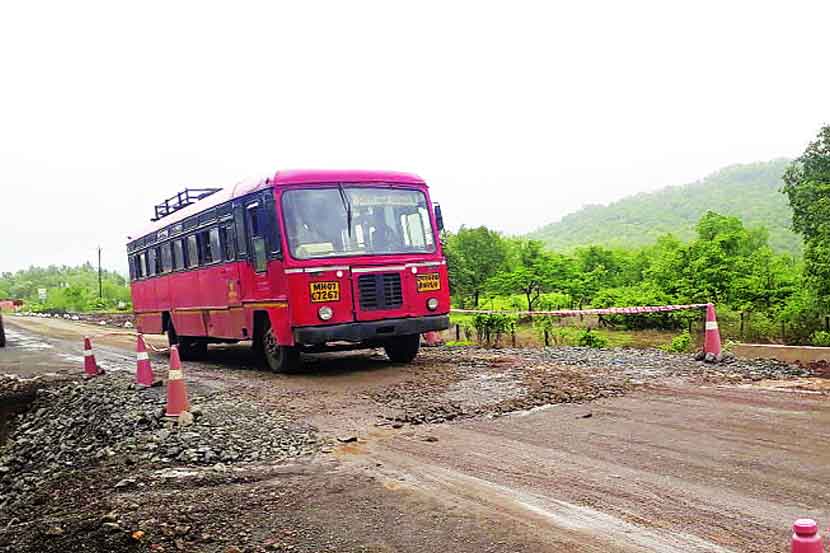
[472, 313, 517, 347]
[811, 331, 830, 347]
[666, 331, 692, 353]
[576, 329, 607, 348]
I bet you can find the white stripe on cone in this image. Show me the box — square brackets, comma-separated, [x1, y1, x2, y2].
[168, 369, 183, 380]
[84, 351, 95, 357]
[705, 321, 718, 330]
[137, 351, 149, 361]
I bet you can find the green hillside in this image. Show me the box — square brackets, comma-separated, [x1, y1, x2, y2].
[528, 159, 801, 255]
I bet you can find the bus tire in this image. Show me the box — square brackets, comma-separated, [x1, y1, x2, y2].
[259, 318, 300, 373]
[167, 323, 206, 361]
[384, 334, 420, 363]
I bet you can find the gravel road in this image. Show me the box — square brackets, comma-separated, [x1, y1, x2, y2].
[0, 315, 827, 553]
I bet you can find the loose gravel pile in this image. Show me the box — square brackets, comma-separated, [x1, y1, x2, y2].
[0, 373, 321, 513]
[373, 349, 633, 425]
[372, 346, 810, 425]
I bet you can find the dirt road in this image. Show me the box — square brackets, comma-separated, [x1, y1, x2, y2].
[1, 315, 827, 553]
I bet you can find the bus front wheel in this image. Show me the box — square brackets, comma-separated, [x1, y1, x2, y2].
[258, 319, 300, 373]
[384, 334, 420, 363]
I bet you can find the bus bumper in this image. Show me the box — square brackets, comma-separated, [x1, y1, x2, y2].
[293, 314, 450, 345]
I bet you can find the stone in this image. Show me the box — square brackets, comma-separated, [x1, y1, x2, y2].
[177, 411, 195, 427]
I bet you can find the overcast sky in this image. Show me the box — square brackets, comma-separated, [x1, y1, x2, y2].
[1, 0, 828, 275]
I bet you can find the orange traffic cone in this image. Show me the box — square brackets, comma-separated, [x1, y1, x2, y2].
[83, 336, 103, 377]
[422, 331, 443, 347]
[791, 519, 822, 553]
[703, 303, 722, 359]
[165, 345, 189, 417]
[135, 334, 155, 387]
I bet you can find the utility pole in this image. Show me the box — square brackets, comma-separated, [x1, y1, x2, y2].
[98, 246, 103, 299]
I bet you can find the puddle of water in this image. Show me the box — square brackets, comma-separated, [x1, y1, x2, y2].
[3, 328, 54, 351]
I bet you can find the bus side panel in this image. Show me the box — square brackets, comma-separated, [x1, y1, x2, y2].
[155, 275, 171, 315]
[172, 310, 207, 336]
[170, 270, 207, 336]
[133, 280, 164, 334]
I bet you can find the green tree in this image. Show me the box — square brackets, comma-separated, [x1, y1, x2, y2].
[782, 125, 830, 309]
[489, 240, 556, 312]
[444, 226, 509, 307]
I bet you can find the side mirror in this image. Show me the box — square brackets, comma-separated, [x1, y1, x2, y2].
[434, 203, 445, 232]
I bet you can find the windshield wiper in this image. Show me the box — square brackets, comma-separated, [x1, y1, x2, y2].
[337, 184, 353, 238]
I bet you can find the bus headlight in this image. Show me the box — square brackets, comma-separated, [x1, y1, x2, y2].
[426, 298, 439, 311]
[318, 306, 334, 321]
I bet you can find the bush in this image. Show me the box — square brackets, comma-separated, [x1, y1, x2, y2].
[666, 332, 692, 353]
[576, 329, 607, 348]
[472, 313, 517, 347]
[811, 331, 830, 347]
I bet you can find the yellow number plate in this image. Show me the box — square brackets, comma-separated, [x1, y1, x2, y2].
[417, 272, 441, 292]
[309, 281, 340, 303]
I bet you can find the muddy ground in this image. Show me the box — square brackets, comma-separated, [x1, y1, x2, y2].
[1, 315, 829, 553]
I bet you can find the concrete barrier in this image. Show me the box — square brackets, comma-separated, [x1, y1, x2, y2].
[733, 343, 830, 364]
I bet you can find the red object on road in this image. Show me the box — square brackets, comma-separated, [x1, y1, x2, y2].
[83, 336, 103, 377]
[422, 331, 443, 347]
[703, 303, 722, 358]
[791, 519, 822, 553]
[165, 345, 190, 417]
[135, 334, 155, 387]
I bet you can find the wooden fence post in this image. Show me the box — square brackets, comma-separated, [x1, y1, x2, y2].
[740, 312, 745, 340]
[455, 324, 460, 341]
[544, 329, 550, 347]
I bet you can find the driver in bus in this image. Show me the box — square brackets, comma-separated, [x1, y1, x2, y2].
[369, 209, 403, 252]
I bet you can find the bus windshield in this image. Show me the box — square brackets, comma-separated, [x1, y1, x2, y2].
[282, 187, 436, 259]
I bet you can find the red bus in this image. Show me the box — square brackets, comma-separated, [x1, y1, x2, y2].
[127, 170, 450, 372]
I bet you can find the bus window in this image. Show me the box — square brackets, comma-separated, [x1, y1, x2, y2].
[172, 240, 185, 270]
[220, 225, 235, 261]
[186, 235, 199, 268]
[160, 243, 173, 273]
[138, 252, 147, 278]
[247, 202, 267, 273]
[147, 248, 158, 276]
[198, 230, 216, 264]
[209, 228, 221, 262]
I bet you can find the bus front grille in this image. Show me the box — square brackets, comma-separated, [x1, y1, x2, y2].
[358, 273, 403, 311]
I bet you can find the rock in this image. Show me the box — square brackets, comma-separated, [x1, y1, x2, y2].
[704, 352, 717, 364]
[114, 478, 136, 489]
[422, 435, 439, 443]
[177, 411, 195, 427]
[124, 321, 134, 328]
[102, 511, 119, 523]
[337, 435, 358, 443]
[694, 350, 706, 361]
[102, 522, 122, 533]
[577, 412, 593, 419]
[45, 526, 64, 536]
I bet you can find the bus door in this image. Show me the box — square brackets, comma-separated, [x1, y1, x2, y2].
[238, 191, 285, 300]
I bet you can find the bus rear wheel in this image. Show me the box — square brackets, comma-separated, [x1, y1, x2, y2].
[384, 334, 420, 363]
[259, 318, 300, 373]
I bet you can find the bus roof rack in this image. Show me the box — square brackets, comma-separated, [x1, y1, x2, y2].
[151, 188, 222, 221]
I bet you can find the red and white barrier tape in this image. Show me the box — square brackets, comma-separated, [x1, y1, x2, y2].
[451, 303, 711, 318]
[83, 331, 171, 353]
